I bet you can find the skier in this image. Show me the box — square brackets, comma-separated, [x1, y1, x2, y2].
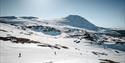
[54, 51, 57, 55]
[18, 53, 21, 58]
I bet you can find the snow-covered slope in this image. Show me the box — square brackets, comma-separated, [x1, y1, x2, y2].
[61, 15, 98, 30]
[0, 16, 125, 63]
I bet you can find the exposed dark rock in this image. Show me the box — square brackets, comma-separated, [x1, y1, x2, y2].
[20, 17, 38, 19]
[38, 44, 69, 50]
[92, 51, 108, 56]
[0, 36, 40, 44]
[0, 29, 8, 32]
[115, 42, 125, 45]
[99, 59, 119, 63]
[0, 16, 17, 19]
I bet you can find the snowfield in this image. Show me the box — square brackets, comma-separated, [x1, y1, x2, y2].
[0, 15, 125, 63]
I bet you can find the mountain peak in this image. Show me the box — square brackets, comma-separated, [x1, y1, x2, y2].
[66, 15, 82, 18]
[64, 15, 90, 23]
[62, 15, 98, 30]
[65, 15, 84, 20]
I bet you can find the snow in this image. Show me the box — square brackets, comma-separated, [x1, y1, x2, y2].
[1, 38, 125, 63]
[63, 15, 98, 30]
[0, 16, 125, 63]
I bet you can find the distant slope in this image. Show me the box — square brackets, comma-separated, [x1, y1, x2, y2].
[113, 30, 125, 37]
[58, 15, 98, 31]
[0, 15, 119, 35]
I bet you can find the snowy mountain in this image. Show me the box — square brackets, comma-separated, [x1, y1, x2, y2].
[61, 15, 98, 30]
[0, 15, 125, 63]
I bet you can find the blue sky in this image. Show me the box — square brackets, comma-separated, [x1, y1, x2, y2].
[0, 0, 125, 29]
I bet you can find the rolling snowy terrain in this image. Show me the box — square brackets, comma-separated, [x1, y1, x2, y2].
[0, 15, 125, 63]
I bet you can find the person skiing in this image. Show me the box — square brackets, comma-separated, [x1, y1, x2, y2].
[18, 53, 21, 58]
[54, 51, 57, 55]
